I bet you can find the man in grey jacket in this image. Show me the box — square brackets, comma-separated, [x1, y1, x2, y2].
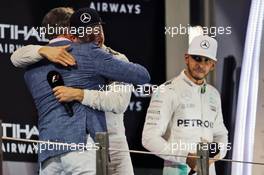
[12, 44, 135, 175]
[11, 6, 137, 175]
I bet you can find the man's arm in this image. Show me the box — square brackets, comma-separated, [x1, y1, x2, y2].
[53, 83, 132, 114]
[213, 96, 229, 159]
[10, 45, 43, 68]
[93, 46, 151, 85]
[82, 82, 132, 114]
[186, 94, 228, 171]
[142, 87, 189, 163]
[53, 49, 132, 114]
[10, 45, 75, 68]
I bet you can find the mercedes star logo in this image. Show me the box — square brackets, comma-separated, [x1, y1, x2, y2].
[80, 13, 91, 23]
[200, 40, 210, 49]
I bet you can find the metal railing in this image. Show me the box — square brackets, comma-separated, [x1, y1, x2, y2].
[0, 122, 264, 175]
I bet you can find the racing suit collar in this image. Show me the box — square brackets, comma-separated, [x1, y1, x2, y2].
[180, 70, 207, 88]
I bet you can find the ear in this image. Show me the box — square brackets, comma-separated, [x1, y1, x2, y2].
[70, 35, 76, 41]
[210, 61, 216, 71]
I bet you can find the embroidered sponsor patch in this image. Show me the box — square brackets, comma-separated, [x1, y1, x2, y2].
[210, 105, 217, 112]
[177, 119, 214, 128]
[148, 110, 160, 114]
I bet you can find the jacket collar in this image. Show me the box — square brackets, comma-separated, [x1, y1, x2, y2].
[49, 37, 71, 44]
[48, 37, 72, 47]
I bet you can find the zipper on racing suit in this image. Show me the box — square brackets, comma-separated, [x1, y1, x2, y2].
[200, 84, 206, 141]
[189, 86, 206, 175]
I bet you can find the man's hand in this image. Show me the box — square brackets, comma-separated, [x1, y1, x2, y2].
[53, 86, 84, 102]
[187, 152, 220, 173]
[209, 153, 220, 166]
[38, 45, 76, 66]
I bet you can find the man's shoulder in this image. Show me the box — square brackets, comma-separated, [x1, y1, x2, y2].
[71, 42, 109, 57]
[161, 75, 182, 89]
[206, 84, 221, 97]
[155, 77, 180, 95]
[70, 42, 95, 51]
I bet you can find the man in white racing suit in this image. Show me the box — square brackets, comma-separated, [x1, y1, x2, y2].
[142, 35, 228, 175]
[11, 44, 134, 175]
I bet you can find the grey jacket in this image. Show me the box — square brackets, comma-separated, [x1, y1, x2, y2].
[24, 40, 150, 163]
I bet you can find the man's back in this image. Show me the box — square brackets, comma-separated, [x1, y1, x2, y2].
[24, 39, 150, 163]
[24, 40, 108, 163]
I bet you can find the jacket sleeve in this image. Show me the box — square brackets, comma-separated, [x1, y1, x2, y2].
[10, 45, 43, 68]
[82, 82, 132, 114]
[93, 46, 150, 85]
[142, 86, 189, 163]
[213, 94, 229, 159]
[81, 47, 132, 114]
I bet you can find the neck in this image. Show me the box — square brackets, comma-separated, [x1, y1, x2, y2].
[184, 70, 204, 85]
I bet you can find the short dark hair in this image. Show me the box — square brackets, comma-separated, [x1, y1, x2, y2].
[41, 7, 74, 39]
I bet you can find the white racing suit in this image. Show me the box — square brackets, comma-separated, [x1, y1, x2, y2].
[142, 70, 228, 175]
[10, 43, 134, 175]
[81, 46, 134, 175]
